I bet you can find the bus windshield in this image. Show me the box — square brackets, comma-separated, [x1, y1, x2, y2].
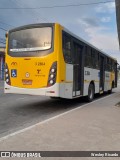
[9, 27, 53, 57]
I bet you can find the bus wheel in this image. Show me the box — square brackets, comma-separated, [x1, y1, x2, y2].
[108, 82, 113, 94]
[86, 83, 94, 102]
[108, 88, 112, 94]
[50, 97, 60, 100]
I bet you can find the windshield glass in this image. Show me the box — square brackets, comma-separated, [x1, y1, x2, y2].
[9, 27, 53, 57]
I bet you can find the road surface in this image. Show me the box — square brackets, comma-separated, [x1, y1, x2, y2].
[0, 80, 119, 139]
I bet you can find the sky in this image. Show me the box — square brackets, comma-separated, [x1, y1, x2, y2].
[0, 0, 120, 63]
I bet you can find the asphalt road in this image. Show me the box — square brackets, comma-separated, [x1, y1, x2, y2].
[0, 80, 119, 138]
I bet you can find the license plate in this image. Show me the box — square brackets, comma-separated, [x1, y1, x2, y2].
[22, 79, 32, 85]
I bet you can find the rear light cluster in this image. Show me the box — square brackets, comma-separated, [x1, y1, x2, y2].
[5, 64, 11, 85]
[47, 61, 57, 87]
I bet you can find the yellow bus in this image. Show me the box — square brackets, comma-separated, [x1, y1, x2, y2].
[5, 23, 117, 101]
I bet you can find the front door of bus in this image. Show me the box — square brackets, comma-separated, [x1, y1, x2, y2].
[73, 42, 83, 97]
[100, 56, 105, 92]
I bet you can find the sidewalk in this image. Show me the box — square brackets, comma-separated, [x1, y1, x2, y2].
[0, 80, 4, 85]
[0, 91, 120, 160]
[0, 80, 4, 92]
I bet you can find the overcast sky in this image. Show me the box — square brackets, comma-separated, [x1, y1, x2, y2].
[0, 0, 120, 63]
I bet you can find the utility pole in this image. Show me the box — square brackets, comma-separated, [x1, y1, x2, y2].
[115, 0, 120, 47]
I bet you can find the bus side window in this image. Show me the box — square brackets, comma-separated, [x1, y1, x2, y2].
[91, 49, 96, 69]
[109, 58, 112, 71]
[85, 46, 88, 67]
[106, 58, 108, 71]
[106, 58, 112, 72]
[111, 60, 115, 72]
[96, 52, 99, 69]
[62, 32, 72, 64]
[94, 50, 99, 69]
[98, 52, 100, 69]
[72, 41, 83, 64]
[109, 59, 112, 72]
[90, 49, 98, 69]
[85, 46, 92, 68]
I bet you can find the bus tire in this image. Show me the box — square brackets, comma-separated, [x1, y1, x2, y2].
[50, 97, 60, 100]
[86, 83, 95, 102]
[108, 82, 113, 94]
[108, 88, 112, 94]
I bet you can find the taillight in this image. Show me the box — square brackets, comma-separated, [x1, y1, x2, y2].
[47, 62, 57, 87]
[5, 64, 11, 85]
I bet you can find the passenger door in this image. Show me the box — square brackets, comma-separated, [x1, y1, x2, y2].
[73, 42, 83, 97]
[100, 55, 105, 92]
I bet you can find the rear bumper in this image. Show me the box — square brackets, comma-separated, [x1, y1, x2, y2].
[4, 82, 59, 97]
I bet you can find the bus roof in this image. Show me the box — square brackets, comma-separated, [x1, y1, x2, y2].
[62, 26, 117, 62]
[8, 23, 55, 33]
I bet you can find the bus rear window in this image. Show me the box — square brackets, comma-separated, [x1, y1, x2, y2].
[9, 27, 53, 57]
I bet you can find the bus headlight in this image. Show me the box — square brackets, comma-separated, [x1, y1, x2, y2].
[5, 63, 11, 85]
[6, 74, 8, 77]
[50, 80, 54, 84]
[51, 68, 55, 73]
[47, 61, 57, 87]
[6, 79, 9, 83]
[50, 74, 54, 78]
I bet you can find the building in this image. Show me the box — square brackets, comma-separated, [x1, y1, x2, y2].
[116, 0, 120, 46]
[0, 47, 5, 80]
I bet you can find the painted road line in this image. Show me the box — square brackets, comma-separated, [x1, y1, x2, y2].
[16, 97, 28, 100]
[0, 92, 118, 142]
